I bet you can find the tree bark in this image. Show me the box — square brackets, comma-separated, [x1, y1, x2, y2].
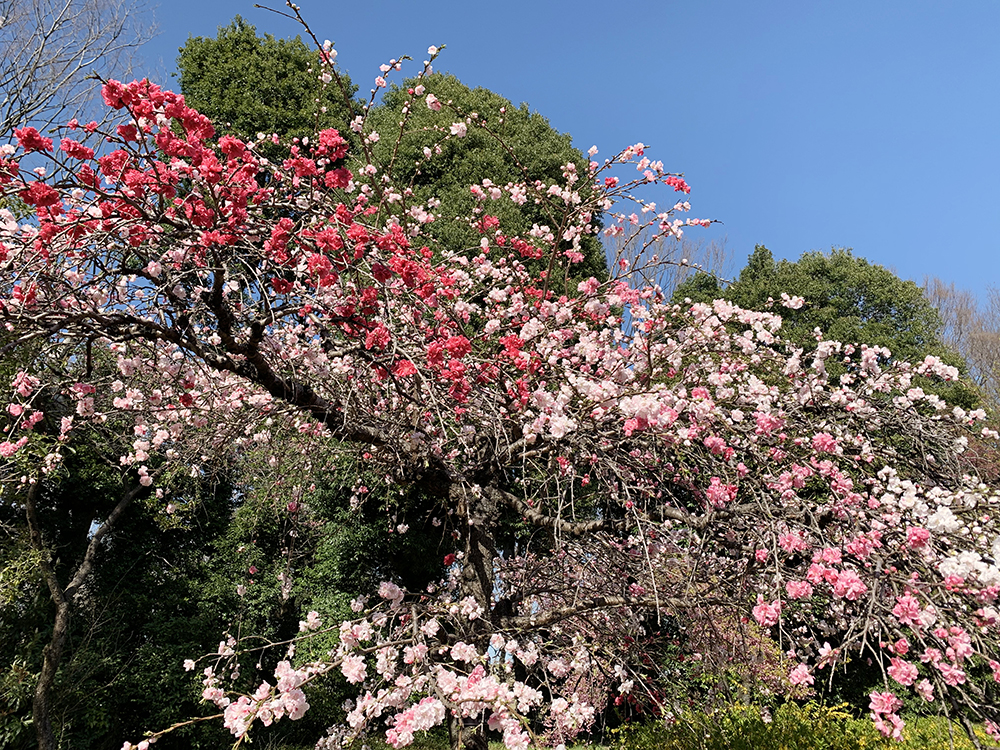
[32, 600, 70, 750]
[448, 483, 499, 750]
[25, 478, 65, 750]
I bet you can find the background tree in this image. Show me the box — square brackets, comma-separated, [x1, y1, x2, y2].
[176, 16, 356, 161]
[177, 22, 608, 285]
[0, 457, 237, 750]
[0, 0, 152, 137]
[366, 73, 608, 285]
[924, 277, 1000, 411]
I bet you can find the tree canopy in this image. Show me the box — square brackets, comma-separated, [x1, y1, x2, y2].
[176, 16, 356, 158]
[366, 73, 608, 284]
[177, 21, 608, 282]
[677, 246, 944, 358]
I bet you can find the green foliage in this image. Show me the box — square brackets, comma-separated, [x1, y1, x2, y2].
[175, 23, 608, 289]
[678, 246, 940, 358]
[609, 703, 993, 750]
[0, 194, 30, 220]
[0, 443, 242, 749]
[176, 16, 356, 159]
[367, 73, 608, 286]
[900, 715, 992, 750]
[610, 702, 887, 750]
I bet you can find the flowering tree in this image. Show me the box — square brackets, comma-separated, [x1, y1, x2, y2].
[2, 10, 1000, 749]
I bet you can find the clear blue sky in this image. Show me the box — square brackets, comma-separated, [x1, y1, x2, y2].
[143, 0, 1000, 299]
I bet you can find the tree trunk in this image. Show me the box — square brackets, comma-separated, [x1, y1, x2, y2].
[33, 600, 70, 750]
[447, 712, 489, 750]
[450, 483, 500, 750]
[25, 478, 67, 750]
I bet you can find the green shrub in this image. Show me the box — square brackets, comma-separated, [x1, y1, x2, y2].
[900, 715, 990, 750]
[610, 702, 887, 750]
[609, 703, 994, 750]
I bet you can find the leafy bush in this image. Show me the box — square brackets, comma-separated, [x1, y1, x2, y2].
[610, 703, 994, 750]
[610, 702, 885, 750]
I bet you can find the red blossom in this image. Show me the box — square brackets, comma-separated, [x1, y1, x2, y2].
[324, 167, 352, 189]
[20, 182, 60, 207]
[59, 138, 95, 160]
[14, 127, 53, 152]
[315, 128, 348, 159]
[101, 79, 132, 108]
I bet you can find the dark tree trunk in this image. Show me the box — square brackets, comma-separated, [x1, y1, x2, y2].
[448, 712, 489, 750]
[449, 483, 500, 750]
[33, 600, 70, 750]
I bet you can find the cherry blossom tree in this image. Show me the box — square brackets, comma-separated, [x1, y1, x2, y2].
[2, 8, 1000, 749]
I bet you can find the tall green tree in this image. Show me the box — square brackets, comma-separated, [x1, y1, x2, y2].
[176, 17, 356, 159]
[177, 23, 608, 283]
[367, 73, 608, 285]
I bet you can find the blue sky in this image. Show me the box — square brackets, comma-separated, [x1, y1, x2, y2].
[143, 0, 1000, 299]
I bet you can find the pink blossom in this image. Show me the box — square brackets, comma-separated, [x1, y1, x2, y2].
[817, 642, 839, 669]
[812, 432, 838, 453]
[705, 477, 737, 508]
[341, 654, 367, 683]
[785, 580, 813, 599]
[817, 547, 843, 565]
[403, 644, 427, 663]
[450, 641, 478, 662]
[788, 663, 814, 686]
[915, 678, 935, 701]
[873, 713, 905, 741]
[15, 126, 53, 152]
[12, 372, 38, 398]
[0, 438, 27, 457]
[752, 596, 781, 627]
[298, 611, 322, 631]
[378, 581, 404, 606]
[831, 569, 867, 600]
[393, 359, 418, 377]
[936, 661, 966, 686]
[906, 526, 930, 549]
[921, 647, 943, 664]
[282, 687, 309, 719]
[986, 721, 1000, 742]
[780, 293, 805, 309]
[989, 659, 1000, 682]
[100, 79, 132, 108]
[778, 532, 809, 553]
[868, 691, 902, 716]
[887, 657, 918, 686]
[892, 594, 922, 626]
